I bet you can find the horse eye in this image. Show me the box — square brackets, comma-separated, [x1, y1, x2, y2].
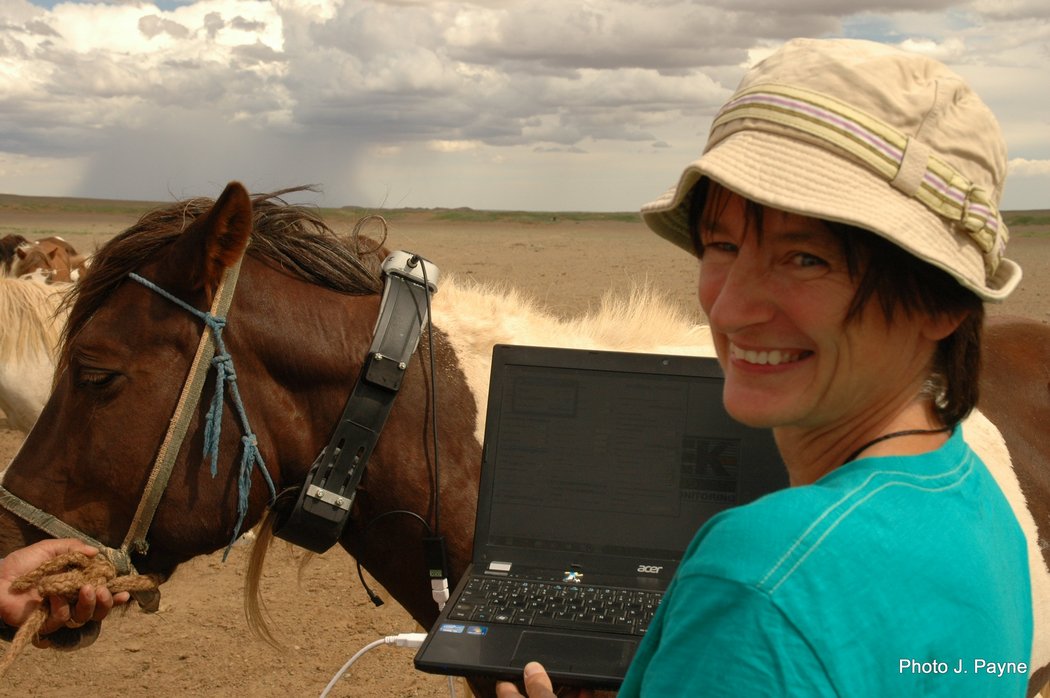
[76, 369, 119, 389]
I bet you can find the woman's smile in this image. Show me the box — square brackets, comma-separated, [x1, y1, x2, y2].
[728, 342, 810, 367]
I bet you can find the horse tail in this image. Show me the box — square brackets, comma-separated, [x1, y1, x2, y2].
[244, 505, 283, 649]
[244, 489, 320, 650]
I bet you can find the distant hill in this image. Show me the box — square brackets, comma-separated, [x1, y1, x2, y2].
[1, 192, 1047, 235]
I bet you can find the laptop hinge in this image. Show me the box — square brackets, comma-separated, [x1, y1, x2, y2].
[273, 251, 439, 553]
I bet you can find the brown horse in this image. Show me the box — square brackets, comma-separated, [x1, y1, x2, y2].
[12, 236, 88, 283]
[0, 234, 29, 276]
[0, 182, 1046, 696]
[982, 315, 1050, 694]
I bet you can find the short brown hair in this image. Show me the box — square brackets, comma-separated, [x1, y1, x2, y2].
[688, 180, 983, 427]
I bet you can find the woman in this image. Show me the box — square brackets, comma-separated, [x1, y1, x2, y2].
[499, 38, 1031, 697]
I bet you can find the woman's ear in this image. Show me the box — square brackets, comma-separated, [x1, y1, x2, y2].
[922, 309, 968, 342]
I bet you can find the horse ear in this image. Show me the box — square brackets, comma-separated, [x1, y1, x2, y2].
[189, 181, 253, 294]
[16, 247, 27, 259]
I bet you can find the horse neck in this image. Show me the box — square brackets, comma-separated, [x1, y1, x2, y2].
[234, 271, 482, 628]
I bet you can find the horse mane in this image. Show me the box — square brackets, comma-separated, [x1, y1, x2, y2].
[431, 275, 713, 444]
[434, 274, 710, 354]
[57, 187, 386, 375]
[0, 277, 68, 364]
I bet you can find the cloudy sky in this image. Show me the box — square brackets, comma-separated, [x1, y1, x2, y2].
[2, 0, 1048, 212]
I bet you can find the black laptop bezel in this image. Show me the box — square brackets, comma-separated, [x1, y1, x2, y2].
[471, 344, 787, 584]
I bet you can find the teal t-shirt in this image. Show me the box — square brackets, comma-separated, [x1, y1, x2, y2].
[620, 429, 1032, 696]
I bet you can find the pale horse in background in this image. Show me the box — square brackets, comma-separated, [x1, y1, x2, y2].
[0, 277, 69, 434]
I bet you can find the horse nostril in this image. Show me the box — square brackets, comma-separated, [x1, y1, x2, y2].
[133, 588, 162, 613]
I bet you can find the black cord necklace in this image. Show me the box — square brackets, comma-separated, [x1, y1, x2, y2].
[843, 426, 951, 466]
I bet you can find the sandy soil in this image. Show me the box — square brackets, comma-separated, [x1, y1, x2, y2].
[0, 205, 1047, 697]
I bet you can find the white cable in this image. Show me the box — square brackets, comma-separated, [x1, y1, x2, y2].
[319, 632, 428, 698]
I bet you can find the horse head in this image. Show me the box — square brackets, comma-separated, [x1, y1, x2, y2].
[13, 239, 76, 283]
[0, 182, 481, 629]
[1, 234, 29, 276]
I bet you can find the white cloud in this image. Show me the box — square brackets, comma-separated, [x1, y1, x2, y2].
[427, 140, 482, 153]
[971, 0, 1050, 20]
[897, 37, 967, 61]
[0, 0, 1047, 210]
[1009, 158, 1050, 177]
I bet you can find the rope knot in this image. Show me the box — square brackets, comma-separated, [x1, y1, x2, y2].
[203, 312, 227, 333]
[0, 552, 159, 678]
[9, 552, 114, 595]
[126, 272, 277, 561]
[211, 352, 236, 380]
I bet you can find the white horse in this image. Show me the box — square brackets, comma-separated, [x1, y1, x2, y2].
[0, 277, 69, 433]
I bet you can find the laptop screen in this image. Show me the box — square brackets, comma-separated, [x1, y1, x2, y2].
[476, 345, 786, 574]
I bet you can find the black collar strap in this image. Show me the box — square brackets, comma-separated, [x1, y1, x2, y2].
[273, 251, 439, 553]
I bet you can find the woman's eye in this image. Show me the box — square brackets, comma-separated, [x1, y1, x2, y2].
[792, 252, 828, 268]
[700, 240, 738, 258]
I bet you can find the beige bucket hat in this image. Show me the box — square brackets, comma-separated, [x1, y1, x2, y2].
[641, 38, 1021, 301]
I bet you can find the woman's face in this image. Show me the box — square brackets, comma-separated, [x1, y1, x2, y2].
[697, 189, 940, 432]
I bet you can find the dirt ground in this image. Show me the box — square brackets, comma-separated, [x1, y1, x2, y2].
[0, 202, 1047, 697]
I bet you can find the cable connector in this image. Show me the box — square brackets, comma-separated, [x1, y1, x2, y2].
[423, 535, 449, 579]
[431, 577, 450, 611]
[386, 632, 427, 649]
[319, 632, 429, 697]
[423, 536, 450, 612]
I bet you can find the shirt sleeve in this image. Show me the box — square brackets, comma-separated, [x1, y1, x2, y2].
[629, 573, 839, 697]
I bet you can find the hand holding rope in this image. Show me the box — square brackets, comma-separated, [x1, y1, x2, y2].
[0, 551, 158, 678]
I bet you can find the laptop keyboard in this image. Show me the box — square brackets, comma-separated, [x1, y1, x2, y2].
[448, 576, 662, 636]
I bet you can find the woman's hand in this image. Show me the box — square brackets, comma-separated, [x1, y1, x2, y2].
[0, 539, 131, 647]
[496, 662, 595, 698]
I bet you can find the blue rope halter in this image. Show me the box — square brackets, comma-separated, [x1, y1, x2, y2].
[129, 272, 277, 557]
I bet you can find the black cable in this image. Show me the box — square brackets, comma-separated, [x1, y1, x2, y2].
[355, 254, 446, 610]
[408, 256, 450, 610]
[355, 509, 433, 606]
[414, 255, 441, 536]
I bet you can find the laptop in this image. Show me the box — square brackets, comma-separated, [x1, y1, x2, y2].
[414, 344, 787, 689]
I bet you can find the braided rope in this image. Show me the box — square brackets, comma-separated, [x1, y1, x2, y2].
[0, 552, 158, 678]
[128, 272, 277, 557]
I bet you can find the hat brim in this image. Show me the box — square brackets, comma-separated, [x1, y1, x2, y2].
[641, 130, 1021, 302]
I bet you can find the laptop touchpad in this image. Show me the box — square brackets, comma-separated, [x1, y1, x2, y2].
[511, 631, 637, 673]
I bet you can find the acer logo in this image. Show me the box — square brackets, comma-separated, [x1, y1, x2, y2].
[637, 564, 664, 574]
